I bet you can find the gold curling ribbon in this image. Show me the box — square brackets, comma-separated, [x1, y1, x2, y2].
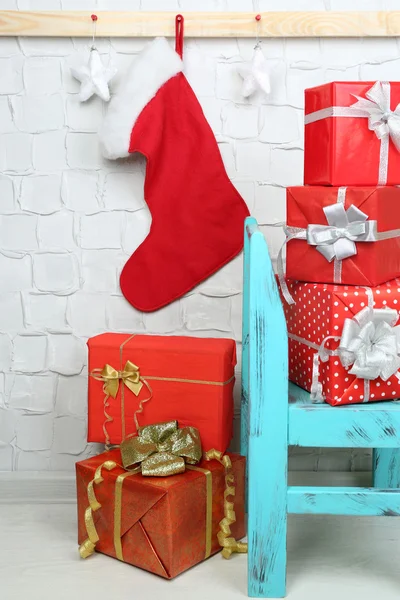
[79, 460, 117, 558]
[90, 334, 235, 448]
[205, 449, 248, 559]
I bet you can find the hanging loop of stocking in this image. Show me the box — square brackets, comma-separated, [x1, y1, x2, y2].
[175, 14, 184, 58]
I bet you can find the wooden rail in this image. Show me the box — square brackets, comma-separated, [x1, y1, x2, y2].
[1, 10, 400, 38]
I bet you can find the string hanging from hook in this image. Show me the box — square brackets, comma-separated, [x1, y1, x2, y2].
[70, 13, 117, 102]
[91, 14, 98, 50]
[255, 13, 261, 48]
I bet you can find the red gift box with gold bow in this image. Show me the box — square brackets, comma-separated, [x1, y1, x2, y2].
[76, 432, 246, 579]
[87, 334, 236, 452]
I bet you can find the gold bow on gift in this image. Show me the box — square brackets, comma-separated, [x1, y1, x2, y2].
[100, 361, 143, 399]
[121, 420, 202, 476]
[91, 360, 153, 445]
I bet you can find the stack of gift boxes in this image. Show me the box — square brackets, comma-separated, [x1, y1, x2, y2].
[282, 81, 400, 406]
[76, 333, 246, 579]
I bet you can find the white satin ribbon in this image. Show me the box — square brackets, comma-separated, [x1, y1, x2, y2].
[307, 203, 376, 263]
[304, 81, 400, 185]
[339, 306, 400, 381]
[288, 332, 340, 403]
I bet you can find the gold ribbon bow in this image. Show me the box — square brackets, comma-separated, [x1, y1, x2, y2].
[91, 358, 153, 447]
[205, 449, 248, 559]
[120, 420, 203, 476]
[100, 361, 143, 399]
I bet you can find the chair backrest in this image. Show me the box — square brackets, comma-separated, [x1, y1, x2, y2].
[243, 218, 290, 598]
[244, 216, 289, 424]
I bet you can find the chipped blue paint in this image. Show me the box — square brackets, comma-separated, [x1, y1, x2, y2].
[288, 487, 400, 516]
[373, 449, 400, 488]
[241, 217, 257, 511]
[289, 382, 400, 448]
[245, 219, 288, 598]
[241, 217, 256, 460]
[243, 219, 400, 598]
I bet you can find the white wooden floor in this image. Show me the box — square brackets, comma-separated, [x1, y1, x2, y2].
[1, 473, 400, 600]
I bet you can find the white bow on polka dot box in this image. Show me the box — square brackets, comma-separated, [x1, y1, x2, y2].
[282, 279, 400, 406]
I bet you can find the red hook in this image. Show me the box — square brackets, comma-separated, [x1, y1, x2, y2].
[255, 14, 261, 21]
[91, 14, 98, 22]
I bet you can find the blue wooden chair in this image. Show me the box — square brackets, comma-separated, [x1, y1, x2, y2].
[241, 217, 400, 598]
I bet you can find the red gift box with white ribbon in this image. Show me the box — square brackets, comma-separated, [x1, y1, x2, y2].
[284, 186, 400, 290]
[304, 81, 400, 186]
[283, 279, 400, 406]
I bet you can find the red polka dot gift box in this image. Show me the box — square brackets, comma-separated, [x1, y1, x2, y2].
[282, 279, 400, 406]
[285, 186, 400, 288]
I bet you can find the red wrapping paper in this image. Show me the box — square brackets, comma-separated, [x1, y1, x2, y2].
[304, 81, 400, 186]
[76, 449, 246, 579]
[87, 334, 236, 452]
[283, 279, 400, 406]
[286, 186, 400, 287]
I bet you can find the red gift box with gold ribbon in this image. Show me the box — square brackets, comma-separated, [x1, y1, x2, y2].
[76, 446, 246, 579]
[87, 334, 236, 452]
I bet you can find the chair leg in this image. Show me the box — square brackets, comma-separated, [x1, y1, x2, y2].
[373, 449, 400, 488]
[248, 434, 288, 598]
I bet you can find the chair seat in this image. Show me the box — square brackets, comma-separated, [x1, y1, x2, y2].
[289, 382, 400, 448]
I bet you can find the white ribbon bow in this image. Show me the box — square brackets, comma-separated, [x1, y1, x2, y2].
[307, 203, 376, 263]
[351, 81, 400, 152]
[339, 306, 400, 381]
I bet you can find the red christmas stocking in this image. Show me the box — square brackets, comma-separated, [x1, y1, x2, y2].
[99, 18, 249, 312]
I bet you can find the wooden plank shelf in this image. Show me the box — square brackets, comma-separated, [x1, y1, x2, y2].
[1, 10, 400, 38]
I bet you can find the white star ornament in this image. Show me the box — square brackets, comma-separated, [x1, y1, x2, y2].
[71, 48, 117, 102]
[238, 45, 270, 99]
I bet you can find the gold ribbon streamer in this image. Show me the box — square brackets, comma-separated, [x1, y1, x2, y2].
[79, 460, 117, 559]
[120, 420, 202, 476]
[187, 464, 213, 559]
[205, 449, 248, 559]
[90, 334, 235, 448]
[114, 470, 139, 561]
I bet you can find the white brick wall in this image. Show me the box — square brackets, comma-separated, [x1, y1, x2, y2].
[0, 0, 393, 472]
